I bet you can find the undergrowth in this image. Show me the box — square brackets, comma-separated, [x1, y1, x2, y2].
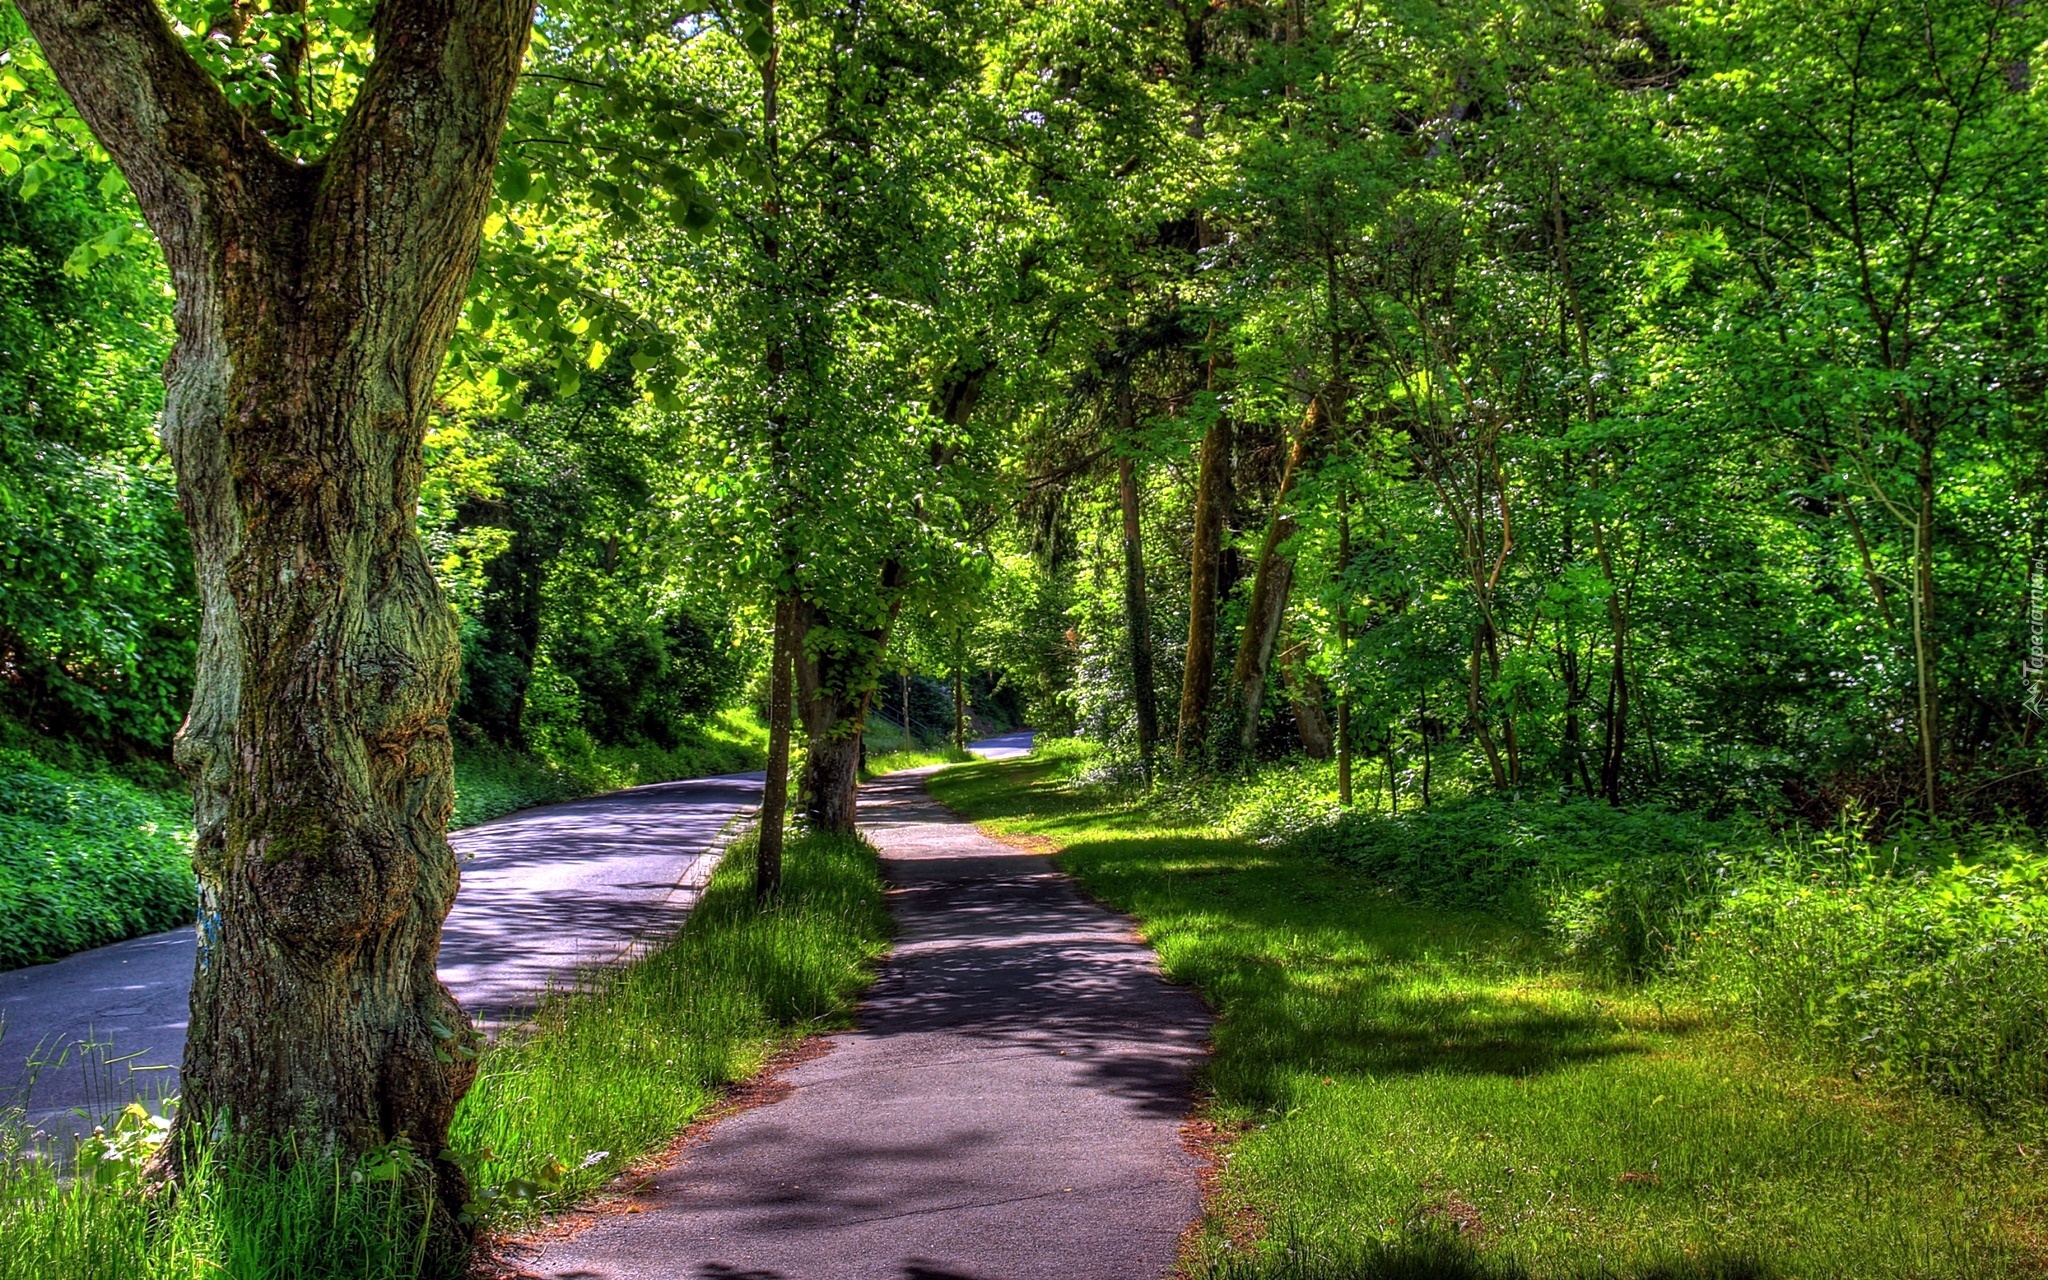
[0, 827, 889, 1279]
[0, 749, 194, 969]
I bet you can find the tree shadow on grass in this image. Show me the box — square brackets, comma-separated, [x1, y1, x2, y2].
[1047, 833, 1667, 1101]
[1204, 1229, 1774, 1280]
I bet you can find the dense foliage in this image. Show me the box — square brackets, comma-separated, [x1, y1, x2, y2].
[0, 750, 190, 969]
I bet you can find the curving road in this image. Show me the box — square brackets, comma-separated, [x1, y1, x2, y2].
[0, 770, 764, 1137]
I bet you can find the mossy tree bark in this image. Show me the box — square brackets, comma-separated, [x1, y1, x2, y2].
[13, 0, 533, 1230]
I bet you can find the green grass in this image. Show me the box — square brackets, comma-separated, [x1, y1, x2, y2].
[861, 744, 974, 778]
[0, 827, 890, 1279]
[930, 752, 2048, 1280]
[450, 826, 890, 1214]
[1132, 750, 2048, 1133]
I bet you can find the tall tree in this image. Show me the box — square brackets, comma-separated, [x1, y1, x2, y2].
[12, 0, 532, 1232]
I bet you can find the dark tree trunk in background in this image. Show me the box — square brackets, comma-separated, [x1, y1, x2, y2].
[1116, 399, 1158, 778]
[1281, 642, 1334, 760]
[1176, 351, 1233, 764]
[953, 632, 968, 750]
[1593, 518, 1630, 804]
[757, 594, 797, 899]
[794, 598, 882, 833]
[1229, 397, 1328, 755]
[13, 0, 535, 1231]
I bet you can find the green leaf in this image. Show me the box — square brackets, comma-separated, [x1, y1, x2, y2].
[497, 158, 533, 205]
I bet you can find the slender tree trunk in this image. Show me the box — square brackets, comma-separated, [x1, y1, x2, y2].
[1910, 423, 1940, 813]
[1468, 626, 1508, 789]
[1230, 397, 1328, 754]
[1336, 495, 1352, 805]
[901, 671, 912, 749]
[756, 0, 798, 882]
[1177, 354, 1234, 764]
[757, 594, 796, 901]
[1419, 684, 1432, 808]
[954, 645, 967, 751]
[1117, 430, 1159, 778]
[15, 2, 534, 1234]
[1593, 518, 1629, 804]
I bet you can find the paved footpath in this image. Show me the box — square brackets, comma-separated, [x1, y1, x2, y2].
[530, 757, 1213, 1280]
[0, 772, 765, 1135]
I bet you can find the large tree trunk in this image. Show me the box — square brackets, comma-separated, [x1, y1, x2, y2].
[1176, 359, 1233, 764]
[15, 0, 535, 1231]
[1229, 397, 1327, 754]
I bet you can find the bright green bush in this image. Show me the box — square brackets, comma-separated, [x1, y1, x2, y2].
[0, 750, 194, 970]
[1690, 836, 2048, 1123]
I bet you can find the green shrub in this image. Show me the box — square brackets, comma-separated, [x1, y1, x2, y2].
[1690, 836, 2048, 1123]
[0, 709, 767, 973]
[0, 750, 194, 970]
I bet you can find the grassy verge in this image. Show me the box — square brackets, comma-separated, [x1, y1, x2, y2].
[930, 752, 2048, 1280]
[0, 827, 890, 1279]
[454, 706, 769, 828]
[0, 708, 769, 971]
[861, 744, 974, 778]
[0, 749, 194, 969]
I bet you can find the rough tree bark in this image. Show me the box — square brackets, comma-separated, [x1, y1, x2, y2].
[12, 0, 535, 1227]
[794, 596, 885, 833]
[1228, 396, 1328, 754]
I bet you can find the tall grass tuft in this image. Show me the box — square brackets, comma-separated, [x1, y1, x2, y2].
[0, 827, 889, 1278]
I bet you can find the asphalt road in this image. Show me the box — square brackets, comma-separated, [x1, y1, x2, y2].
[0, 770, 765, 1136]
[964, 729, 1034, 761]
[527, 742, 1212, 1280]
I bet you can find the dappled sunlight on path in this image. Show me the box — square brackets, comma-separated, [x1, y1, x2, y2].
[528, 751, 1211, 1280]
